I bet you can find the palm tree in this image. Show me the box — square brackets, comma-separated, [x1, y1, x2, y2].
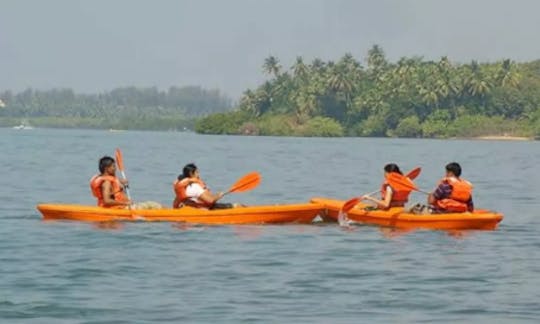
[263, 55, 281, 77]
[292, 56, 309, 81]
[466, 61, 490, 97]
[496, 59, 521, 88]
[367, 45, 388, 76]
[239, 89, 259, 116]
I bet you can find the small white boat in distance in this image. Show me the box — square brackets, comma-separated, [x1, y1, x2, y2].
[13, 120, 34, 130]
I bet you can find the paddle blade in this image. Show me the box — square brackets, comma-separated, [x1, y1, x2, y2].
[405, 167, 421, 180]
[227, 172, 261, 194]
[387, 173, 418, 192]
[341, 197, 361, 212]
[115, 148, 125, 171]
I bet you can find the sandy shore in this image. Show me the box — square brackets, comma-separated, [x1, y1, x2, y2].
[474, 135, 533, 141]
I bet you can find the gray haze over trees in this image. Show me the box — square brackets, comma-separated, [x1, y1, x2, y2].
[1, 0, 540, 99]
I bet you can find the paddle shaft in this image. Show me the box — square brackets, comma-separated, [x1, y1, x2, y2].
[119, 170, 132, 200]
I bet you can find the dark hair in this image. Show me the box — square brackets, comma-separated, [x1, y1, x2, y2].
[99, 156, 115, 173]
[384, 163, 402, 175]
[178, 163, 198, 180]
[445, 162, 462, 177]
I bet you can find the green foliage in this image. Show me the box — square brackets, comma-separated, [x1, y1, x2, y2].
[298, 117, 344, 137]
[391, 116, 422, 138]
[448, 114, 531, 137]
[256, 115, 295, 136]
[0, 86, 231, 130]
[2, 48, 540, 138]
[195, 46, 540, 138]
[194, 110, 251, 135]
[353, 114, 388, 137]
[421, 110, 454, 138]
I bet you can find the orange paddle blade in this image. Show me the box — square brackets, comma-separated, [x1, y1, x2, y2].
[115, 148, 125, 171]
[387, 172, 418, 192]
[405, 167, 421, 180]
[227, 172, 261, 194]
[341, 197, 361, 212]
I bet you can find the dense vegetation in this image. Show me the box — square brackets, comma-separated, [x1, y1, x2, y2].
[196, 46, 540, 138]
[0, 86, 232, 130]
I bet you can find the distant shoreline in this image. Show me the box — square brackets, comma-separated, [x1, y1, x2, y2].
[3, 125, 537, 141]
[473, 135, 534, 141]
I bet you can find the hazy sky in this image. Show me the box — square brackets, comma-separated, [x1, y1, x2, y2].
[1, 0, 539, 99]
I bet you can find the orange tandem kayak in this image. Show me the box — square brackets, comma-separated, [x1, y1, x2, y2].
[310, 197, 503, 230]
[37, 203, 323, 224]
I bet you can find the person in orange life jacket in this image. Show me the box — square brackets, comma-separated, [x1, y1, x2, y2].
[428, 162, 474, 213]
[360, 163, 412, 209]
[89, 156, 131, 208]
[173, 163, 236, 209]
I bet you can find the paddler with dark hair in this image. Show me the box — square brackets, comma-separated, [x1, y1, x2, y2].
[428, 162, 474, 213]
[360, 163, 412, 210]
[90, 156, 131, 208]
[173, 163, 240, 209]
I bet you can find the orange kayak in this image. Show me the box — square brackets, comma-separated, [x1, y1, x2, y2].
[37, 203, 323, 224]
[310, 197, 503, 230]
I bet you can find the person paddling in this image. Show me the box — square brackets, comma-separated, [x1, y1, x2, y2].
[173, 163, 239, 209]
[90, 156, 131, 208]
[428, 162, 474, 213]
[360, 163, 412, 210]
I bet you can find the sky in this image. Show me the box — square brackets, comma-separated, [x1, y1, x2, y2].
[1, 0, 539, 100]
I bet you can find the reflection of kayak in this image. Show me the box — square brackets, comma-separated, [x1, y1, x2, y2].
[37, 203, 323, 224]
[310, 197, 503, 230]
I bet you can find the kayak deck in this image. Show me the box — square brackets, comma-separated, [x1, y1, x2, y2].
[310, 197, 503, 230]
[37, 203, 323, 224]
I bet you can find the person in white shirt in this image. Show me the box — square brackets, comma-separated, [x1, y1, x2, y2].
[173, 163, 236, 209]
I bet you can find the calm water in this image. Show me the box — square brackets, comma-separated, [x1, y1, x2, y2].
[1, 128, 539, 323]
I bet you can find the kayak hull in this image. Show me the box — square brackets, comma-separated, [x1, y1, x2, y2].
[310, 197, 503, 230]
[37, 203, 323, 224]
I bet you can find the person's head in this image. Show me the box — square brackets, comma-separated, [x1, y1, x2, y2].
[99, 156, 116, 174]
[445, 162, 462, 177]
[384, 163, 402, 175]
[180, 163, 199, 180]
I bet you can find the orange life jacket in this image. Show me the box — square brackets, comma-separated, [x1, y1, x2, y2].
[434, 177, 473, 212]
[173, 177, 211, 208]
[381, 180, 411, 208]
[90, 174, 128, 207]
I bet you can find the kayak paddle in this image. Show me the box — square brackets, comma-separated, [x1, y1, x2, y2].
[224, 171, 261, 196]
[340, 167, 422, 212]
[115, 148, 132, 201]
[386, 172, 430, 194]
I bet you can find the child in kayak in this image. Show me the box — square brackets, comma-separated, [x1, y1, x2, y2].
[360, 163, 412, 210]
[173, 163, 239, 209]
[428, 162, 474, 213]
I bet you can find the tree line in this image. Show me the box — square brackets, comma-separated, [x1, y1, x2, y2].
[0, 86, 232, 130]
[196, 45, 540, 138]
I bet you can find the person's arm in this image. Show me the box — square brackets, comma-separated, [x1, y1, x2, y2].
[186, 183, 224, 205]
[102, 181, 131, 207]
[172, 197, 182, 209]
[362, 187, 392, 209]
[428, 183, 451, 205]
[198, 190, 224, 205]
[467, 196, 474, 212]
